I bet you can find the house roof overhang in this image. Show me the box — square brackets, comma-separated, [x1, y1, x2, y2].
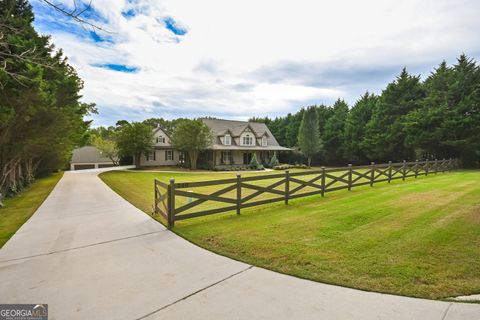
[209, 145, 291, 151]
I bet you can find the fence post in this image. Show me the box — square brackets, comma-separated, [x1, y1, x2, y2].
[167, 178, 175, 228]
[448, 158, 452, 172]
[434, 159, 438, 174]
[442, 158, 446, 173]
[425, 159, 429, 176]
[321, 166, 326, 197]
[388, 161, 392, 183]
[415, 160, 419, 178]
[154, 179, 157, 214]
[236, 174, 241, 215]
[348, 164, 352, 191]
[285, 170, 290, 205]
[370, 162, 375, 187]
[402, 160, 406, 181]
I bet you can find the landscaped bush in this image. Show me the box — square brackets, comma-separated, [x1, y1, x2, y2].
[197, 163, 213, 170]
[267, 152, 279, 168]
[249, 154, 264, 170]
[213, 166, 261, 171]
[273, 163, 310, 170]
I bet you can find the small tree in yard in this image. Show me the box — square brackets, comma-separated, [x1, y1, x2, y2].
[298, 106, 322, 167]
[115, 122, 154, 169]
[268, 152, 279, 168]
[92, 135, 119, 165]
[171, 119, 212, 170]
[249, 154, 263, 170]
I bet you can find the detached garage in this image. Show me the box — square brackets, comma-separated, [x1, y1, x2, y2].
[70, 146, 118, 170]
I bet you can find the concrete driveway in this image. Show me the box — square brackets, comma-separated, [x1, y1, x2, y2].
[0, 168, 478, 319]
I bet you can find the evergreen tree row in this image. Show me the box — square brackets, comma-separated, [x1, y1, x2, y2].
[252, 55, 480, 167]
[0, 0, 94, 202]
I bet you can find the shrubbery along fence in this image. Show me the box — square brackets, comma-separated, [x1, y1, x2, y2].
[154, 159, 458, 227]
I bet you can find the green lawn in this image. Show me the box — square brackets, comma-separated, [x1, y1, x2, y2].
[100, 169, 480, 299]
[0, 172, 63, 248]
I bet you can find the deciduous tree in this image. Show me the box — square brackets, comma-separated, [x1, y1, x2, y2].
[171, 119, 212, 170]
[115, 122, 154, 169]
[92, 135, 118, 165]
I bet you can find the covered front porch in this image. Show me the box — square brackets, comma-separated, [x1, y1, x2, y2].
[200, 149, 275, 169]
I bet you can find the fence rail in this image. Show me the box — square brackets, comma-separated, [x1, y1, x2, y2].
[154, 158, 458, 227]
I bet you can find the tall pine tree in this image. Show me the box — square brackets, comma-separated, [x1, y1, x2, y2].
[298, 106, 322, 167]
[404, 61, 452, 159]
[443, 55, 480, 166]
[363, 68, 425, 161]
[344, 92, 377, 164]
[323, 99, 349, 164]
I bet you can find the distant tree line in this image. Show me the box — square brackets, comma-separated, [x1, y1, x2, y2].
[251, 55, 480, 167]
[0, 0, 95, 204]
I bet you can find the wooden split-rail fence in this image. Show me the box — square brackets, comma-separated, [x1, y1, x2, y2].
[154, 158, 458, 227]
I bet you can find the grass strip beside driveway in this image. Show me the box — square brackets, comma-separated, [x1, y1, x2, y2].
[0, 172, 63, 248]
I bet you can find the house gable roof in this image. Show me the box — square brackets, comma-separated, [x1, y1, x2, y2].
[200, 118, 289, 151]
[71, 146, 116, 163]
[237, 124, 260, 138]
[153, 126, 171, 139]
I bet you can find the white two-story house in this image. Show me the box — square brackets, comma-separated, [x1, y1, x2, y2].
[144, 127, 185, 166]
[142, 118, 290, 169]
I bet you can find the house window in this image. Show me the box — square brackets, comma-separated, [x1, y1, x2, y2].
[222, 151, 233, 163]
[262, 136, 267, 147]
[165, 150, 174, 161]
[156, 136, 165, 143]
[146, 150, 156, 161]
[224, 134, 231, 145]
[243, 134, 253, 146]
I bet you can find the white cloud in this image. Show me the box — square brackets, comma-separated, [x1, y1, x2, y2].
[32, 0, 480, 126]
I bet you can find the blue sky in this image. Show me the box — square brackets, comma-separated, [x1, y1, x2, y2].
[31, 0, 480, 127]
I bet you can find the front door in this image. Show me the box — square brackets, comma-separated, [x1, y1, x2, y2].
[260, 151, 269, 164]
[243, 152, 252, 165]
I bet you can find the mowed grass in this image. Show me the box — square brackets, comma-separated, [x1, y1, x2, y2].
[0, 172, 63, 248]
[99, 169, 480, 299]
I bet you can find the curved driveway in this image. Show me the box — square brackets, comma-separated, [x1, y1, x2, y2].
[0, 169, 478, 319]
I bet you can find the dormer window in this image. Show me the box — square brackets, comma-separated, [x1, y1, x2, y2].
[224, 134, 231, 145]
[243, 134, 253, 145]
[262, 136, 267, 147]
